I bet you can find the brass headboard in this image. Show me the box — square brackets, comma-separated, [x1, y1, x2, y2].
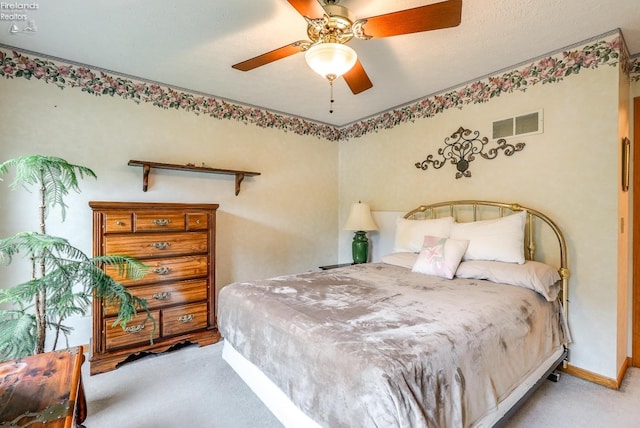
[404, 200, 569, 322]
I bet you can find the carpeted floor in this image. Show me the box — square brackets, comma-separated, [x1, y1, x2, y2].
[82, 342, 640, 427]
[507, 363, 640, 427]
[83, 342, 283, 428]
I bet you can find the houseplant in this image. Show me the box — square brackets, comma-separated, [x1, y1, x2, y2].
[0, 155, 150, 361]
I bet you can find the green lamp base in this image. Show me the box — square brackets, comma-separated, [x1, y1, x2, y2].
[352, 230, 369, 264]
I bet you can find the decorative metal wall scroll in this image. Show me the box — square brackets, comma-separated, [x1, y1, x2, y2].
[415, 127, 525, 179]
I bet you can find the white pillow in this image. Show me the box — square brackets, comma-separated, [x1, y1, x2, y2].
[412, 236, 469, 279]
[381, 252, 418, 269]
[393, 216, 454, 253]
[450, 211, 526, 264]
[455, 260, 561, 301]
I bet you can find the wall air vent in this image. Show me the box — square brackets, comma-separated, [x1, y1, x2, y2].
[492, 110, 543, 140]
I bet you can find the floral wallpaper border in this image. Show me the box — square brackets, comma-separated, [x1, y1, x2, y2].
[342, 35, 626, 140]
[0, 32, 635, 142]
[630, 54, 640, 82]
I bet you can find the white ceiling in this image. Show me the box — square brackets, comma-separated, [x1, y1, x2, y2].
[1, 0, 639, 127]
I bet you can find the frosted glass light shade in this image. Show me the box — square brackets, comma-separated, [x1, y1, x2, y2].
[305, 43, 357, 80]
[343, 202, 378, 231]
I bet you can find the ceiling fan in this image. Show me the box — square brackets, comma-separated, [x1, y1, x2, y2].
[232, 0, 463, 106]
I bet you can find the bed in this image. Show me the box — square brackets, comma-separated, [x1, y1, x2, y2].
[218, 200, 571, 428]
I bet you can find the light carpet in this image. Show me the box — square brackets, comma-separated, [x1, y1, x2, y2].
[81, 342, 640, 427]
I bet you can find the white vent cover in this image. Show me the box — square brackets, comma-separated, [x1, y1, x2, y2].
[492, 110, 543, 139]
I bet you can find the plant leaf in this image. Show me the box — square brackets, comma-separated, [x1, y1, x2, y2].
[0, 155, 96, 220]
[0, 310, 36, 361]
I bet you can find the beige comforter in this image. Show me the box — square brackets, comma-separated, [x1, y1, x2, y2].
[218, 262, 568, 428]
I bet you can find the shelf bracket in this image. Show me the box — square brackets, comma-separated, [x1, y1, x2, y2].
[235, 172, 245, 196]
[142, 163, 150, 192]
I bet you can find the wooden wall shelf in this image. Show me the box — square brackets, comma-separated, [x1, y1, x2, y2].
[128, 160, 260, 195]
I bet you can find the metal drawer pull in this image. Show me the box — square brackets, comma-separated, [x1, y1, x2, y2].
[116, 220, 124, 226]
[152, 266, 172, 275]
[178, 314, 194, 323]
[195, 219, 201, 224]
[152, 292, 170, 300]
[152, 219, 170, 226]
[124, 324, 145, 334]
[151, 242, 170, 250]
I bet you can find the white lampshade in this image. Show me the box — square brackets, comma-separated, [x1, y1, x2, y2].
[343, 202, 378, 231]
[305, 43, 357, 80]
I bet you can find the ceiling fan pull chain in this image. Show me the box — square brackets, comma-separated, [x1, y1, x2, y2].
[329, 79, 334, 114]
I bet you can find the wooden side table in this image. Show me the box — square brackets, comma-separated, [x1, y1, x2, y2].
[0, 346, 87, 427]
[319, 262, 354, 270]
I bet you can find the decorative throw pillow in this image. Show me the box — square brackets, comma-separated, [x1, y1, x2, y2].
[455, 260, 561, 301]
[381, 252, 419, 269]
[393, 216, 454, 253]
[412, 236, 469, 279]
[450, 210, 526, 264]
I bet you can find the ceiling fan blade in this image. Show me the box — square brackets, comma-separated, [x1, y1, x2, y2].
[232, 41, 307, 71]
[358, 0, 462, 39]
[343, 60, 373, 95]
[287, 0, 326, 19]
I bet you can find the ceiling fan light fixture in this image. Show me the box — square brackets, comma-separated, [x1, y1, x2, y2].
[304, 43, 357, 80]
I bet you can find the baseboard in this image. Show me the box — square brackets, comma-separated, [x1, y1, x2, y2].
[617, 356, 631, 388]
[562, 357, 630, 390]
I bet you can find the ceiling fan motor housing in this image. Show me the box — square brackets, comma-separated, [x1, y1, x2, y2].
[307, 3, 354, 44]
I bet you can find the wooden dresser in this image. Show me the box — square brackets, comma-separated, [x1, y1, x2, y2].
[89, 202, 220, 375]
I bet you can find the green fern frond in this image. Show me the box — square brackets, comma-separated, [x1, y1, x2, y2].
[0, 280, 40, 305]
[0, 310, 37, 360]
[0, 155, 96, 220]
[94, 255, 149, 281]
[0, 232, 75, 265]
[47, 320, 74, 336]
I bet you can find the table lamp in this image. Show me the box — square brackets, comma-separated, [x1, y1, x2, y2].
[343, 201, 378, 263]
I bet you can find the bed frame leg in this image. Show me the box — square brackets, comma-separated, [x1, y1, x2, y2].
[547, 371, 561, 382]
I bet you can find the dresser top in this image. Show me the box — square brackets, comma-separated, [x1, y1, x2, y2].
[89, 201, 219, 210]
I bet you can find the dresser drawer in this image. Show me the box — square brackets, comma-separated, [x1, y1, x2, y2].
[162, 302, 208, 337]
[105, 310, 160, 351]
[104, 231, 208, 258]
[105, 255, 208, 286]
[135, 211, 186, 232]
[104, 279, 208, 315]
[187, 213, 208, 231]
[104, 212, 133, 233]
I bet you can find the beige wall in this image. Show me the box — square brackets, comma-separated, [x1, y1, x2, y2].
[339, 65, 623, 378]
[0, 76, 339, 347]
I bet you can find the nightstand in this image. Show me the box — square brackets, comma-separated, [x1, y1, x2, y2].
[319, 262, 355, 270]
